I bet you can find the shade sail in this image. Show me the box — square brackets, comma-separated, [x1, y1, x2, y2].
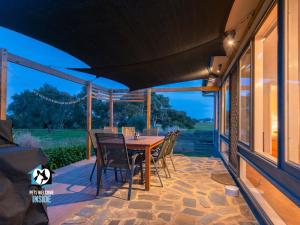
[0, 0, 233, 90]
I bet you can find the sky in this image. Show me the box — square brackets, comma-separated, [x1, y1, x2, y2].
[0, 27, 214, 119]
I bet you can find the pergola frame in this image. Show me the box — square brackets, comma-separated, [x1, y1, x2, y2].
[0, 48, 218, 159]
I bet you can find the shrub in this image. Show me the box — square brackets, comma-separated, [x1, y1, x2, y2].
[15, 132, 41, 148]
[44, 145, 87, 170]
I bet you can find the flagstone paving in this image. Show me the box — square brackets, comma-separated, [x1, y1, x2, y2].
[53, 156, 258, 225]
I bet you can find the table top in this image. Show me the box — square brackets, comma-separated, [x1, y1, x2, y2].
[125, 136, 164, 147]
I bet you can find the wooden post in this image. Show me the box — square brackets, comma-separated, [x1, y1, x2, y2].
[146, 88, 151, 129]
[109, 90, 114, 127]
[0, 49, 8, 120]
[86, 82, 92, 159]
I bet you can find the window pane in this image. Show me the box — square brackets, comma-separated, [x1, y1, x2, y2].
[286, 0, 300, 165]
[214, 93, 218, 129]
[240, 158, 300, 224]
[254, 5, 278, 162]
[222, 79, 230, 136]
[239, 48, 251, 144]
[220, 140, 229, 163]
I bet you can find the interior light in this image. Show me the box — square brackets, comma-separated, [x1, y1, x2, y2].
[228, 39, 234, 46]
[217, 64, 222, 74]
[225, 30, 236, 47]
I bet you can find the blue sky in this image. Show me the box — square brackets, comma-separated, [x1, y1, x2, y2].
[0, 27, 213, 119]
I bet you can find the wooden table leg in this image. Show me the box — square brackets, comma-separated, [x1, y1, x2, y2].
[145, 146, 151, 191]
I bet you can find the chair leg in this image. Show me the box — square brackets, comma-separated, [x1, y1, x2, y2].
[163, 157, 171, 178]
[169, 155, 176, 171]
[90, 160, 97, 182]
[139, 162, 144, 184]
[119, 168, 124, 182]
[124, 169, 129, 182]
[96, 166, 103, 196]
[114, 168, 118, 182]
[152, 156, 163, 187]
[160, 159, 169, 178]
[128, 166, 135, 200]
[103, 163, 108, 174]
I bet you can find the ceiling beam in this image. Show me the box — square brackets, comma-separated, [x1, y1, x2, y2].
[6, 51, 106, 91]
[151, 86, 219, 92]
[5, 50, 219, 93]
[114, 100, 144, 102]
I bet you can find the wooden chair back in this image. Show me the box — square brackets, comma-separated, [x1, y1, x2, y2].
[122, 127, 135, 137]
[142, 128, 158, 136]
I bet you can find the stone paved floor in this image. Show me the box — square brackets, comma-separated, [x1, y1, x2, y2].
[52, 156, 258, 225]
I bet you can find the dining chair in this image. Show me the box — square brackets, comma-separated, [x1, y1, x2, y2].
[95, 132, 143, 200]
[164, 130, 180, 174]
[89, 128, 118, 181]
[122, 127, 135, 137]
[142, 128, 159, 136]
[150, 134, 172, 187]
[104, 126, 118, 134]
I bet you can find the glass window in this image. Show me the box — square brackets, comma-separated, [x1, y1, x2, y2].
[222, 79, 230, 136]
[240, 158, 300, 225]
[285, 0, 300, 166]
[214, 93, 219, 130]
[254, 4, 278, 162]
[239, 47, 251, 144]
[220, 140, 229, 163]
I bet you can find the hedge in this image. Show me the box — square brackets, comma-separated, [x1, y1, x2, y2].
[43, 145, 87, 170]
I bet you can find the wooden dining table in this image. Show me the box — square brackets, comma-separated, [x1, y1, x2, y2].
[125, 136, 165, 191]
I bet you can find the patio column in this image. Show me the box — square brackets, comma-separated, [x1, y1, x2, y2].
[0, 49, 7, 120]
[86, 82, 92, 159]
[109, 90, 114, 127]
[146, 88, 151, 129]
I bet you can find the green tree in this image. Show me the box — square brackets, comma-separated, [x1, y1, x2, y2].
[150, 93, 195, 129]
[8, 84, 196, 130]
[8, 84, 76, 129]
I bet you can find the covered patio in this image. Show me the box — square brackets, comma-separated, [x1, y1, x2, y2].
[48, 156, 257, 225]
[2, 0, 293, 225]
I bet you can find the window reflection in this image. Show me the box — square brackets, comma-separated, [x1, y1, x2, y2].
[220, 140, 229, 163]
[285, 0, 300, 166]
[222, 79, 230, 136]
[239, 47, 251, 144]
[240, 158, 300, 224]
[254, 4, 278, 161]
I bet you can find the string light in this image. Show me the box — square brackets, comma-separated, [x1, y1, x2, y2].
[32, 90, 87, 105]
[7, 66, 88, 105]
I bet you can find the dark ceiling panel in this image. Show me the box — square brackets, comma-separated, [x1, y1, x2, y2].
[0, 0, 234, 90]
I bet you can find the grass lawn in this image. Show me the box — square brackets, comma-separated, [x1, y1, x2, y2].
[192, 121, 214, 131]
[13, 129, 86, 149]
[172, 122, 214, 156]
[13, 122, 214, 156]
